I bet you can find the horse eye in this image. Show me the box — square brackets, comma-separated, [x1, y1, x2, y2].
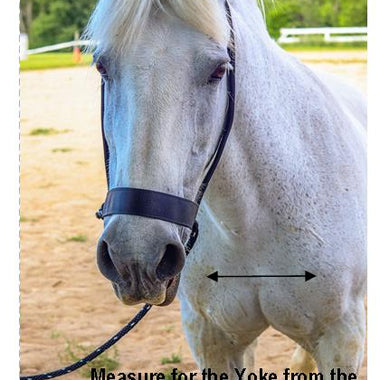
[209, 63, 228, 83]
[96, 61, 108, 78]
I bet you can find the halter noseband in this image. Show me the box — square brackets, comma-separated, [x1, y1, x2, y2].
[96, 0, 236, 254]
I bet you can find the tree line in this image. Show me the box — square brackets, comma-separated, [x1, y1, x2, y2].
[20, 0, 367, 48]
[266, 0, 367, 38]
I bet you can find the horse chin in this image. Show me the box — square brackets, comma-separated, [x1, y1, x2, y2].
[112, 276, 180, 307]
[157, 275, 180, 307]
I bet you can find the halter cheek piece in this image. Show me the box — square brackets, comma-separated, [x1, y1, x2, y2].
[96, 0, 236, 254]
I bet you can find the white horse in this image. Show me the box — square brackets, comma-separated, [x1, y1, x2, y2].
[85, 0, 366, 376]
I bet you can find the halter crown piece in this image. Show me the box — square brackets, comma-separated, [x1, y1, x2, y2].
[96, 0, 236, 255]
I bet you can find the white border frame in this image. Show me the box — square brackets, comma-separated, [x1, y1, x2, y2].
[0, 0, 21, 378]
[367, 0, 379, 379]
[1, 0, 377, 378]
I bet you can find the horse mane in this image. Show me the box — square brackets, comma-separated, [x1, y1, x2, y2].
[84, 0, 230, 57]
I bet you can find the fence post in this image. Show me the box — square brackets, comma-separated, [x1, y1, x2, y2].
[20, 33, 29, 61]
[73, 31, 82, 63]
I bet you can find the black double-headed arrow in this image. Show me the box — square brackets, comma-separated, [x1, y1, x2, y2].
[207, 270, 316, 283]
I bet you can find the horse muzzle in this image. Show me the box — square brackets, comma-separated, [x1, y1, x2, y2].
[96, 217, 185, 306]
[111, 273, 181, 306]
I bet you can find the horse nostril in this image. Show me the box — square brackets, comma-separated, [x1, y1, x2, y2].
[156, 243, 185, 281]
[97, 240, 120, 282]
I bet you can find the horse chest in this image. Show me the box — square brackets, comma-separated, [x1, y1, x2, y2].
[180, 255, 268, 338]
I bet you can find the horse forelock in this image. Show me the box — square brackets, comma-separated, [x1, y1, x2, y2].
[83, 0, 232, 58]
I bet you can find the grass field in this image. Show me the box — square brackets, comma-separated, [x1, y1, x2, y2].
[281, 44, 367, 52]
[20, 45, 366, 71]
[20, 53, 93, 71]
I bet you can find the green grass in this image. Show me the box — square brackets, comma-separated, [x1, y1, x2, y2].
[162, 369, 187, 380]
[52, 147, 73, 153]
[29, 128, 71, 136]
[50, 330, 61, 339]
[20, 216, 39, 223]
[281, 43, 367, 52]
[161, 325, 174, 333]
[21, 53, 92, 71]
[283, 46, 367, 52]
[161, 353, 182, 365]
[59, 339, 119, 378]
[281, 44, 367, 63]
[67, 234, 87, 243]
[163, 369, 176, 380]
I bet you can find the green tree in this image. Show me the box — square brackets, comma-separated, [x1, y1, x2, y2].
[21, 0, 367, 48]
[266, 0, 305, 38]
[338, 0, 367, 26]
[266, 0, 367, 39]
[20, 0, 34, 34]
[28, 0, 96, 48]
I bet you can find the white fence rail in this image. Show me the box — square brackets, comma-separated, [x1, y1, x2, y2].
[22, 26, 367, 61]
[278, 27, 367, 44]
[27, 40, 93, 55]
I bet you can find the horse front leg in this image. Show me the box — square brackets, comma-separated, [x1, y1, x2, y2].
[290, 345, 317, 373]
[180, 299, 257, 376]
[313, 300, 366, 377]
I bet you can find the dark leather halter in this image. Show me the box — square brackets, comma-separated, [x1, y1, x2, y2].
[96, 0, 236, 254]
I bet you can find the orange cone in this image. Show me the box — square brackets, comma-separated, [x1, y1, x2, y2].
[73, 46, 82, 63]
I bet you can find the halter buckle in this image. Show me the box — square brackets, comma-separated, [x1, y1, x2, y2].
[185, 220, 199, 255]
[95, 204, 104, 219]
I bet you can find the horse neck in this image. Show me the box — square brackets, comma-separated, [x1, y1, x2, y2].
[203, 1, 365, 245]
[203, 0, 311, 235]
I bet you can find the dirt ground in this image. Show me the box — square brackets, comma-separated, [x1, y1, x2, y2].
[20, 51, 367, 380]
